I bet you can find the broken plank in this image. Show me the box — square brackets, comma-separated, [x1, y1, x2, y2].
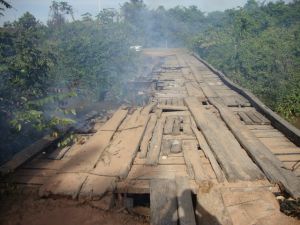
[182, 140, 208, 183]
[146, 116, 166, 165]
[140, 114, 158, 158]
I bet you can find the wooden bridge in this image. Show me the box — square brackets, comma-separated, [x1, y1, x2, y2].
[1, 49, 300, 225]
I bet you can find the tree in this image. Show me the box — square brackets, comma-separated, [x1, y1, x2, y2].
[48, 1, 74, 27]
[0, 0, 12, 16]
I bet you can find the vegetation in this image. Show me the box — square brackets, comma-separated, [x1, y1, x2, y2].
[120, 0, 300, 123]
[0, 0, 299, 162]
[0, 1, 139, 163]
[191, 0, 300, 122]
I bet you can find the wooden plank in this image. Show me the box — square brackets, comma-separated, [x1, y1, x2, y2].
[209, 97, 300, 198]
[163, 134, 195, 140]
[140, 114, 157, 158]
[146, 116, 166, 165]
[0, 135, 57, 175]
[2, 175, 48, 185]
[157, 105, 188, 112]
[185, 82, 206, 98]
[190, 124, 225, 182]
[164, 116, 175, 135]
[247, 111, 262, 124]
[161, 139, 172, 156]
[246, 125, 274, 130]
[150, 179, 178, 225]
[127, 165, 188, 180]
[182, 140, 208, 183]
[182, 116, 193, 135]
[100, 108, 129, 131]
[221, 189, 297, 225]
[92, 107, 150, 178]
[185, 97, 263, 181]
[47, 146, 71, 160]
[159, 156, 185, 165]
[238, 111, 254, 125]
[39, 173, 87, 199]
[78, 175, 116, 201]
[58, 109, 128, 173]
[254, 132, 285, 138]
[252, 111, 271, 125]
[22, 159, 65, 170]
[172, 117, 181, 135]
[196, 187, 233, 225]
[175, 176, 197, 225]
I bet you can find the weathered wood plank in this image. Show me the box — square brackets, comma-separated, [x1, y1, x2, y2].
[0, 135, 58, 175]
[157, 105, 188, 112]
[175, 176, 197, 225]
[58, 109, 128, 173]
[146, 116, 166, 165]
[78, 175, 116, 201]
[140, 114, 157, 158]
[185, 97, 263, 181]
[182, 140, 208, 183]
[127, 165, 188, 180]
[150, 179, 178, 225]
[238, 111, 254, 125]
[182, 116, 193, 135]
[190, 123, 225, 182]
[210, 97, 300, 198]
[196, 186, 233, 225]
[92, 107, 150, 178]
[172, 117, 181, 135]
[164, 116, 175, 135]
[39, 173, 87, 199]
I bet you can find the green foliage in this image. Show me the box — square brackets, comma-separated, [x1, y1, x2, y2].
[191, 0, 300, 123]
[0, 2, 139, 136]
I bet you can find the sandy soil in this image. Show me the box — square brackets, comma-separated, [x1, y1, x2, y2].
[0, 185, 149, 225]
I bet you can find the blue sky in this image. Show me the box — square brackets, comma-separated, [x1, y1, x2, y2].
[1, 0, 293, 25]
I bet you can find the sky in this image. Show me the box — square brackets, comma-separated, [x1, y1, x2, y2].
[0, 0, 293, 25]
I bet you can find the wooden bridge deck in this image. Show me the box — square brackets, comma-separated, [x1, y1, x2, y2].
[1, 49, 300, 225]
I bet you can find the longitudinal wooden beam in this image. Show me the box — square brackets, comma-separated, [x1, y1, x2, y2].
[139, 114, 157, 158]
[190, 122, 225, 182]
[209, 98, 300, 199]
[146, 116, 166, 165]
[0, 135, 58, 175]
[185, 97, 264, 181]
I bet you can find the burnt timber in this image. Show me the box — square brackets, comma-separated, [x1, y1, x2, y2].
[1, 49, 300, 225]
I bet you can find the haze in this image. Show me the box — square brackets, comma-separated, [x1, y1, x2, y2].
[0, 0, 293, 25]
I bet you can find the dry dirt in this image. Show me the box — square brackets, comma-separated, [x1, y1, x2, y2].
[0, 185, 149, 225]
